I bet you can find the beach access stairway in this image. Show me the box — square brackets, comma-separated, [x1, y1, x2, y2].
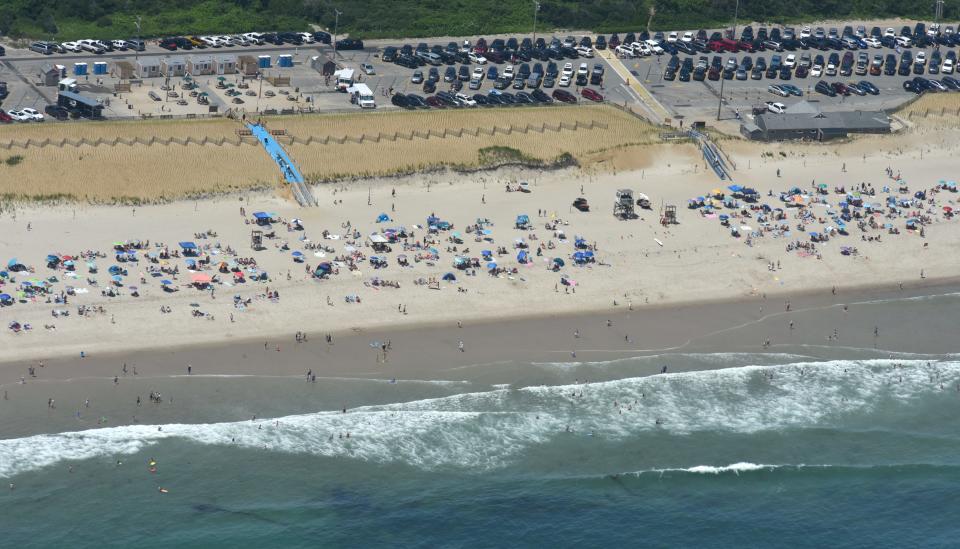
[246, 123, 316, 207]
[689, 130, 734, 181]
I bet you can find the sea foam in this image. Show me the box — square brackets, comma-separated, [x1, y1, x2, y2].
[1, 358, 957, 477]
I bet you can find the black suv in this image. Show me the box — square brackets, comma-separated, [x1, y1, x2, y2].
[336, 38, 364, 50]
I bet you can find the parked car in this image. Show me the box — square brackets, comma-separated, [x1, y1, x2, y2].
[768, 84, 790, 97]
[552, 89, 577, 103]
[44, 105, 69, 120]
[815, 80, 837, 96]
[581, 88, 604, 101]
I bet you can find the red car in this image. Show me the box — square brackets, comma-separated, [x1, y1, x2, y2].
[474, 37, 487, 54]
[425, 95, 444, 108]
[581, 88, 604, 102]
[0, 109, 13, 123]
[552, 89, 578, 103]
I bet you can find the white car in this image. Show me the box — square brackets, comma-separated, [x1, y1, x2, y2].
[799, 26, 812, 38]
[895, 36, 912, 47]
[112, 40, 128, 50]
[61, 41, 82, 52]
[361, 63, 375, 75]
[503, 65, 515, 78]
[243, 32, 263, 44]
[201, 36, 220, 47]
[915, 52, 926, 65]
[575, 46, 594, 58]
[298, 32, 315, 44]
[21, 108, 44, 121]
[766, 101, 786, 114]
[884, 27, 896, 37]
[943, 59, 955, 74]
[472, 66, 484, 80]
[577, 62, 588, 76]
[562, 62, 574, 77]
[681, 32, 694, 43]
[644, 40, 664, 54]
[631, 42, 651, 56]
[784, 54, 796, 68]
[863, 37, 881, 48]
[558, 74, 571, 87]
[454, 93, 477, 107]
[468, 53, 487, 64]
[811, 64, 823, 77]
[615, 44, 635, 57]
[7, 110, 28, 121]
[666, 31, 679, 43]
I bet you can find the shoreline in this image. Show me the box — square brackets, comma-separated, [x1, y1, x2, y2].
[2, 270, 957, 369]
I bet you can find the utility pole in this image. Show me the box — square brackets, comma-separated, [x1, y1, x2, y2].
[532, 1, 541, 44]
[134, 16, 142, 62]
[935, 0, 944, 21]
[732, 0, 740, 38]
[333, 9, 342, 58]
[716, 76, 725, 120]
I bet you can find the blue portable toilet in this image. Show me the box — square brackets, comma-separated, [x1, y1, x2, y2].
[277, 54, 293, 68]
[73, 63, 88, 76]
[258, 55, 271, 68]
[93, 62, 108, 75]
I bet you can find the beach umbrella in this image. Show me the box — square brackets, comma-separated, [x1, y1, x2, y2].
[7, 259, 18, 268]
[553, 258, 565, 267]
[0, 271, 7, 278]
[727, 184, 743, 192]
[481, 250, 493, 257]
[191, 273, 213, 284]
[944, 206, 953, 213]
[161, 279, 173, 285]
[487, 262, 498, 269]
[292, 251, 304, 257]
[442, 272, 457, 281]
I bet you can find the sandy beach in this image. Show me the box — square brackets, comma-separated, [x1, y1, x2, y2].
[1, 124, 959, 367]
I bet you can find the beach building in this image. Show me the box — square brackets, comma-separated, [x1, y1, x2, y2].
[40, 64, 66, 86]
[238, 55, 259, 76]
[216, 55, 238, 75]
[136, 59, 161, 78]
[160, 57, 186, 78]
[57, 90, 104, 118]
[111, 61, 135, 79]
[187, 56, 215, 76]
[741, 102, 890, 141]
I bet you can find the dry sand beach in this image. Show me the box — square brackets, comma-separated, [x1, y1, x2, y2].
[1, 115, 959, 366]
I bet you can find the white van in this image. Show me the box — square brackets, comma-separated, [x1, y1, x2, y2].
[348, 83, 375, 108]
[334, 68, 355, 91]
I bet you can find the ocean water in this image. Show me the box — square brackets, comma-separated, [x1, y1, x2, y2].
[2, 350, 960, 547]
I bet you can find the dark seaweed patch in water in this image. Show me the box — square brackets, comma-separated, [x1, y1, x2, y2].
[191, 503, 284, 525]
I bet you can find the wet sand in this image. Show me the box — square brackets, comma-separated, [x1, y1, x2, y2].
[3, 278, 957, 438]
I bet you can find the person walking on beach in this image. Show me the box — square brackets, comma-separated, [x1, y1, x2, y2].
[458, 340, 465, 352]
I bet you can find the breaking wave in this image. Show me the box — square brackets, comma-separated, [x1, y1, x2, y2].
[1, 358, 957, 478]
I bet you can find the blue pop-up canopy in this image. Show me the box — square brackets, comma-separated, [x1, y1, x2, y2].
[179, 242, 197, 250]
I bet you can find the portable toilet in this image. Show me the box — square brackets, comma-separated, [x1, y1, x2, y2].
[73, 62, 88, 76]
[277, 54, 293, 68]
[93, 62, 108, 75]
[258, 55, 271, 69]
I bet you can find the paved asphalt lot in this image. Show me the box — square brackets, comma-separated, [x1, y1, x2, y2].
[0, 32, 952, 120]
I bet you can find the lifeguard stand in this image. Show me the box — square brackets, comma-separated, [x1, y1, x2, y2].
[251, 230, 263, 250]
[614, 189, 635, 219]
[662, 205, 677, 225]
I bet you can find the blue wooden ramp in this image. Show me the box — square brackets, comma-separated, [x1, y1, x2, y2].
[247, 123, 315, 206]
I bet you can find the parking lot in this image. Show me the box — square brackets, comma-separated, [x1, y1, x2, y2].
[0, 23, 954, 125]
